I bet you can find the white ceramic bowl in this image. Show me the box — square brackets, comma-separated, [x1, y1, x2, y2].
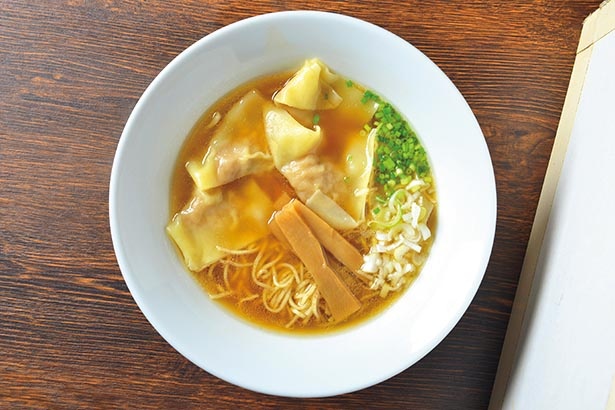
[109, 11, 496, 397]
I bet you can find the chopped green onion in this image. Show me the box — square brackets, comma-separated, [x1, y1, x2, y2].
[368, 204, 402, 228]
[361, 90, 382, 105]
[409, 183, 422, 193]
[382, 157, 395, 170]
[362, 90, 431, 197]
[346, 79, 354, 87]
[312, 113, 320, 125]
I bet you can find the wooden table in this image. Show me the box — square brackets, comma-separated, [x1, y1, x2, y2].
[0, 1, 601, 408]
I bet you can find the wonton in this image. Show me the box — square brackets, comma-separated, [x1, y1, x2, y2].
[274, 58, 342, 110]
[167, 178, 274, 271]
[187, 90, 273, 191]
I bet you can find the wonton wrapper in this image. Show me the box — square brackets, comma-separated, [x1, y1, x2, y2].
[332, 77, 379, 125]
[321, 78, 378, 222]
[187, 90, 273, 191]
[340, 127, 377, 222]
[279, 155, 344, 203]
[274, 59, 342, 110]
[264, 107, 322, 168]
[274, 75, 379, 224]
[167, 178, 274, 271]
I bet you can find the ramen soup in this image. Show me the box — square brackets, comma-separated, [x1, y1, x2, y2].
[167, 59, 436, 333]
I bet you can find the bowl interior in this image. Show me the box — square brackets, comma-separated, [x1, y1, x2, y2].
[110, 11, 496, 397]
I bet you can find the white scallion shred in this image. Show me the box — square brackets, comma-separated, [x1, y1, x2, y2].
[418, 223, 431, 240]
[360, 177, 435, 296]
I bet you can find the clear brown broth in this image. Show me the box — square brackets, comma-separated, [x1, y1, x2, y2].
[170, 71, 435, 333]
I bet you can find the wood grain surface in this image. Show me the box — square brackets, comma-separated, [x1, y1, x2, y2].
[0, 1, 601, 408]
